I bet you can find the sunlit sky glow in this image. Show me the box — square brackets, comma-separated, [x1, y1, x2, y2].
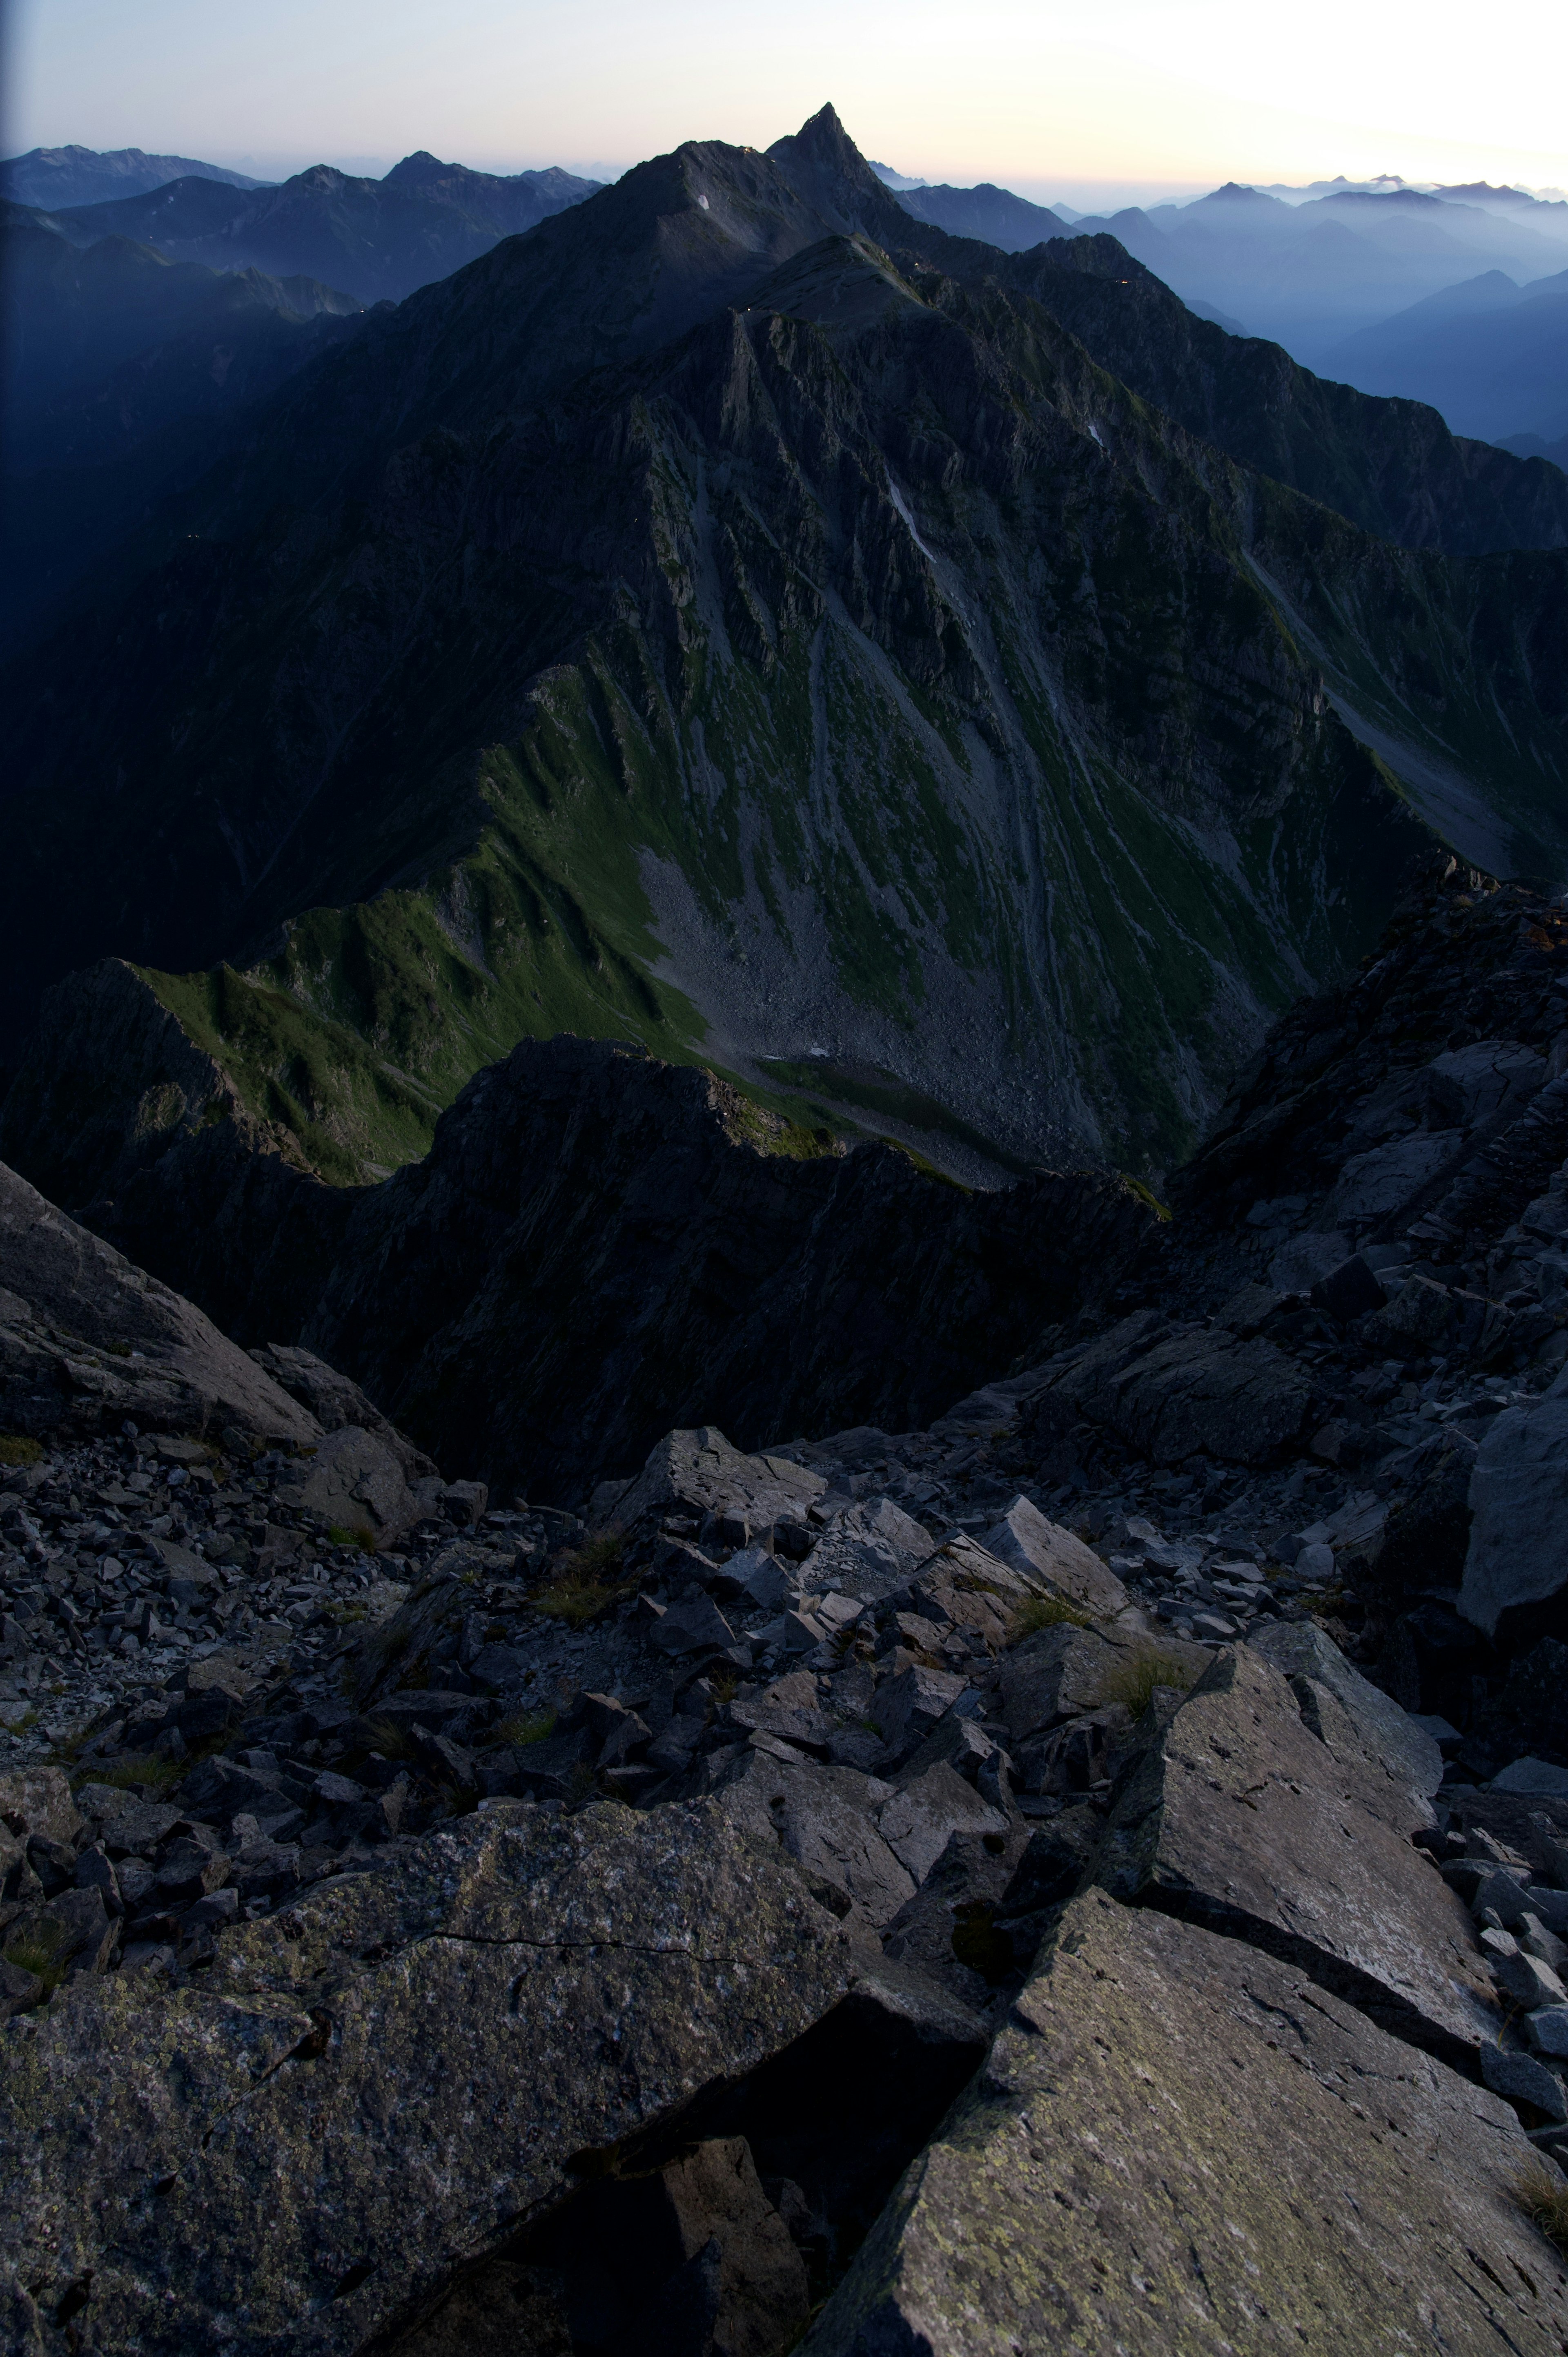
[10, 0, 1568, 206]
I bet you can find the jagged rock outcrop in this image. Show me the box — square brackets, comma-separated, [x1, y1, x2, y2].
[0, 1160, 318, 1447]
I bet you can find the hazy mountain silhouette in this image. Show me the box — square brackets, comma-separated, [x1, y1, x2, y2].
[1069, 181, 1568, 361]
[1326, 267, 1568, 443]
[0, 144, 268, 208]
[894, 182, 1067, 248]
[1, 202, 368, 642]
[40, 154, 601, 303]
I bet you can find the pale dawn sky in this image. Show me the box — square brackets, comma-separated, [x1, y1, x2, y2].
[9, 0, 1568, 205]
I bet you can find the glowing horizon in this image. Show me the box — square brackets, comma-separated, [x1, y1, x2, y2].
[10, 0, 1567, 206]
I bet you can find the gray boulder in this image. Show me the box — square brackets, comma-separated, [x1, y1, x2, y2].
[1094, 1645, 1498, 2065]
[806, 1498, 936, 1602]
[0, 1799, 852, 2355]
[247, 1342, 437, 1478]
[0, 1160, 320, 1446]
[608, 1427, 827, 1535]
[979, 1496, 1129, 1618]
[1461, 1371, 1568, 1636]
[878, 1763, 1007, 1885]
[272, 1423, 425, 1546]
[802, 1889, 1568, 2356]
[717, 1754, 915, 1930]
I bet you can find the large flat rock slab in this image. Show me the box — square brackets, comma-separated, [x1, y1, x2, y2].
[1095, 1642, 1498, 2064]
[805, 1889, 1568, 2356]
[0, 1799, 851, 2356]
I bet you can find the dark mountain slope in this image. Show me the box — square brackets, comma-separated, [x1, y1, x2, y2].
[0, 214, 1437, 1174]
[0, 143, 267, 208]
[3, 107, 1565, 1197]
[1, 209, 368, 647]
[45, 155, 599, 303]
[897, 181, 1067, 249]
[1007, 235, 1568, 558]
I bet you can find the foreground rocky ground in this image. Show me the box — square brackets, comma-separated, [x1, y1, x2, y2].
[9, 858, 1568, 2350]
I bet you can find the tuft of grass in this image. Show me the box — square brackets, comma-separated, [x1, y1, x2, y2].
[707, 1668, 741, 1708]
[325, 1600, 370, 1627]
[361, 1716, 418, 1763]
[80, 1753, 185, 1794]
[533, 1532, 633, 1627]
[497, 1710, 556, 1748]
[0, 1435, 44, 1467]
[328, 1525, 378, 1554]
[1516, 2164, 1568, 2254]
[1007, 1594, 1090, 1643]
[3, 1924, 67, 1996]
[1097, 1647, 1203, 1718]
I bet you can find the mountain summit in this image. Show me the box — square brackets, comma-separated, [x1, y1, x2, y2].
[3, 105, 1566, 1199]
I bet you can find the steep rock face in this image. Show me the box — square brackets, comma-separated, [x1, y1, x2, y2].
[295, 1037, 1158, 1499]
[1013, 235, 1568, 559]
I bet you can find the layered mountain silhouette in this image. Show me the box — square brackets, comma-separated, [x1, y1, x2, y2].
[38, 153, 602, 303]
[0, 143, 268, 208]
[1326, 268, 1568, 444]
[3, 106, 1566, 1195]
[1068, 182, 1568, 363]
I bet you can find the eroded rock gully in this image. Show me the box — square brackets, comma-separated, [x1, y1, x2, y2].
[10, 860, 1568, 2348]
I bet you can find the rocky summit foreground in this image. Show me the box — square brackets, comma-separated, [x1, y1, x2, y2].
[11, 860, 1568, 2346]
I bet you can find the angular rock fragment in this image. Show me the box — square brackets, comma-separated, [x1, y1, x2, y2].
[869, 1665, 970, 1759]
[1095, 1644, 1498, 2064]
[979, 1496, 1128, 1618]
[718, 1755, 914, 1929]
[609, 1427, 827, 1537]
[877, 1763, 1007, 1889]
[803, 1890, 1568, 2356]
[997, 1623, 1207, 1750]
[804, 1498, 936, 1602]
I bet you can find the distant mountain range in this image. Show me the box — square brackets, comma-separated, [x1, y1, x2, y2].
[0, 143, 269, 208]
[1060, 182, 1568, 365]
[30, 151, 602, 304]
[4, 105, 1567, 1206]
[1324, 268, 1568, 444]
